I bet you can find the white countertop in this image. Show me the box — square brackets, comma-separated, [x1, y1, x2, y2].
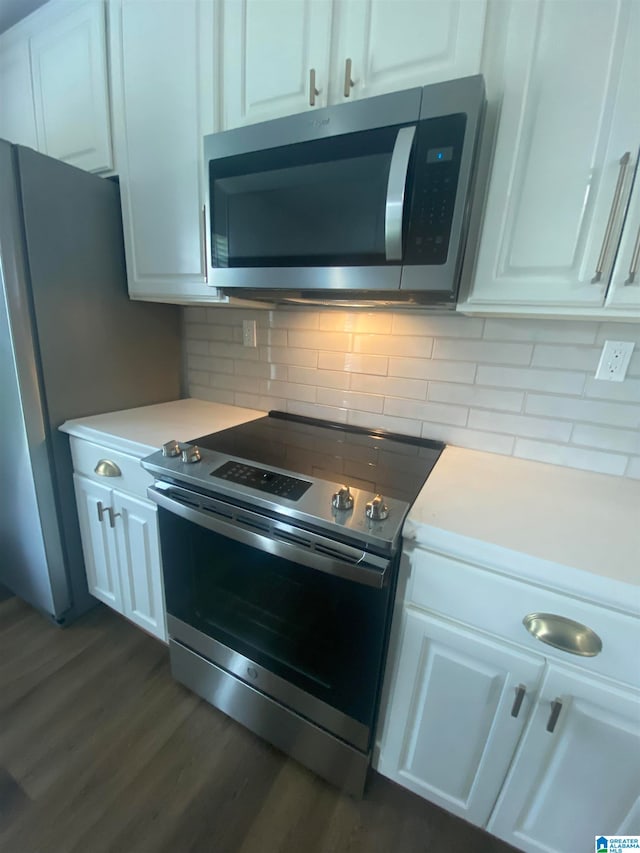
[407, 445, 640, 611]
[60, 398, 266, 457]
[61, 399, 640, 612]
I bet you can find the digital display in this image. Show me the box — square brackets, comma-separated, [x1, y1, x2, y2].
[426, 146, 453, 164]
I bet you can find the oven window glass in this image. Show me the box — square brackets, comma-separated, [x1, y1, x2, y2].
[209, 125, 412, 268]
[160, 507, 393, 732]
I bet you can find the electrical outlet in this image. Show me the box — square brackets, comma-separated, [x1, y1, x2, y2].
[594, 340, 635, 382]
[242, 319, 257, 348]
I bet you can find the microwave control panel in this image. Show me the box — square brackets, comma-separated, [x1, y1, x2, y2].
[405, 113, 467, 266]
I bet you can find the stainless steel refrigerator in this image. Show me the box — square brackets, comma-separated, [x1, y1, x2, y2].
[0, 139, 182, 624]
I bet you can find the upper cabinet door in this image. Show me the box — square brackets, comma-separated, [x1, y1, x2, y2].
[221, 0, 333, 129]
[110, 0, 216, 301]
[0, 37, 39, 148]
[606, 164, 640, 309]
[29, 0, 113, 172]
[330, 0, 486, 104]
[466, 0, 640, 312]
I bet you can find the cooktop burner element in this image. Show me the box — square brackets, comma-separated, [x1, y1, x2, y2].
[142, 411, 444, 554]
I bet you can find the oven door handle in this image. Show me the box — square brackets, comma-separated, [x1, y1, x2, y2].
[148, 485, 391, 589]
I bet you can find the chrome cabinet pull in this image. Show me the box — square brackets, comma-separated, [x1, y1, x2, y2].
[546, 698, 563, 733]
[511, 684, 526, 718]
[107, 506, 121, 529]
[94, 459, 121, 478]
[202, 205, 209, 283]
[309, 68, 320, 106]
[343, 58, 354, 97]
[96, 501, 106, 522]
[385, 126, 416, 260]
[592, 152, 631, 283]
[624, 222, 640, 285]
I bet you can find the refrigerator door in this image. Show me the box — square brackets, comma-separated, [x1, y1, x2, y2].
[16, 144, 181, 622]
[0, 140, 70, 616]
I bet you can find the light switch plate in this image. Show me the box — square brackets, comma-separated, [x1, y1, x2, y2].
[242, 319, 257, 348]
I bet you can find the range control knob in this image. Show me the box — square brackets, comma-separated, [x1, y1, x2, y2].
[162, 439, 180, 457]
[332, 486, 354, 511]
[181, 445, 201, 464]
[365, 494, 389, 521]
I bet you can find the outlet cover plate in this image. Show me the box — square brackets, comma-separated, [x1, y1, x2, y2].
[594, 340, 635, 382]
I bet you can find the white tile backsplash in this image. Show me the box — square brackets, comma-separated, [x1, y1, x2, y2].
[184, 310, 640, 479]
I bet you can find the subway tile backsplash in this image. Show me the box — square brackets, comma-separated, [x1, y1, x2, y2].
[184, 308, 640, 480]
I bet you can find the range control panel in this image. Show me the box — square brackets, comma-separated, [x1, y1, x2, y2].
[405, 112, 467, 266]
[211, 461, 312, 501]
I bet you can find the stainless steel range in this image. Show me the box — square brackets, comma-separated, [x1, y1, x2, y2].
[142, 411, 443, 796]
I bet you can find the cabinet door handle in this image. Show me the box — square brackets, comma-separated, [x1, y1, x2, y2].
[546, 698, 563, 733]
[343, 58, 354, 97]
[309, 68, 320, 106]
[592, 152, 631, 283]
[107, 507, 121, 529]
[624, 222, 640, 285]
[97, 501, 106, 523]
[202, 205, 209, 284]
[511, 684, 526, 718]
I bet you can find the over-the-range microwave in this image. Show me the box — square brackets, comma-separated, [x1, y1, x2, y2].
[203, 75, 485, 308]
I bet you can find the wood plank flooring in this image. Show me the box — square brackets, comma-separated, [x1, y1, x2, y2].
[0, 596, 519, 853]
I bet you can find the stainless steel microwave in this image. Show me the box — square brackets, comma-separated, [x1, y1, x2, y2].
[203, 75, 485, 307]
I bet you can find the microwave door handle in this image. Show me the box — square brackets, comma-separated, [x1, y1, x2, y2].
[385, 125, 416, 261]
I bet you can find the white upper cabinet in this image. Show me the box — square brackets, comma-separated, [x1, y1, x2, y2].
[607, 166, 640, 310]
[109, 0, 222, 302]
[0, 0, 112, 172]
[220, 0, 486, 129]
[463, 0, 640, 318]
[330, 0, 486, 104]
[221, 0, 333, 128]
[0, 37, 39, 148]
[29, 1, 113, 172]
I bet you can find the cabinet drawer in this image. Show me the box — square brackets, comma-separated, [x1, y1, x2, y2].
[70, 437, 153, 500]
[408, 546, 640, 689]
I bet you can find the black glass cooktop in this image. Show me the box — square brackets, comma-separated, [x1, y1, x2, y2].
[192, 411, 444, 504]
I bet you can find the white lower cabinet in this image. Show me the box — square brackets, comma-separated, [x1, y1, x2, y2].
[488, 666, 640, 852]
[70, 439, 167, 642]
[377, 544, 640, 853]
[73, 474, 122, 610]
[377, 609, 544, 826]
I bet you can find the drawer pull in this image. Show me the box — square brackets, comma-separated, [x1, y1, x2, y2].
[107, 507, 121, 529]
[546, 698, 563, 733]
[94, 459, 122, 478]
[511, 684, 526, 718]
[523, 613, 602, 657]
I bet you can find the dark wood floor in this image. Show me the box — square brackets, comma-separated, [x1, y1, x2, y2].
[0, 596, 519, 853]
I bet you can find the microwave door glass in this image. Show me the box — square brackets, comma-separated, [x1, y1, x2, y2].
[209, 125, 411, 269]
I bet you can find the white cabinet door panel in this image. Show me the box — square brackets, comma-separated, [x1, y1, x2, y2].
[489, 665, 640, 853]
[111, 0, 214, 300]
[29, 1, 112, 172]
[607, 172, 640, 310]
[73, 474, 121, 610]
[114, 492, 166, 641]
[222, 0, 333, 128]
[0, 38, 39, 148]
[331, 0, 486, 103]
[377, 609, 544, 826]
[469, 0, 638, 309]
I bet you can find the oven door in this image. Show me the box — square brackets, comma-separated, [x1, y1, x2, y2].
[152, 485, 397, 751]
